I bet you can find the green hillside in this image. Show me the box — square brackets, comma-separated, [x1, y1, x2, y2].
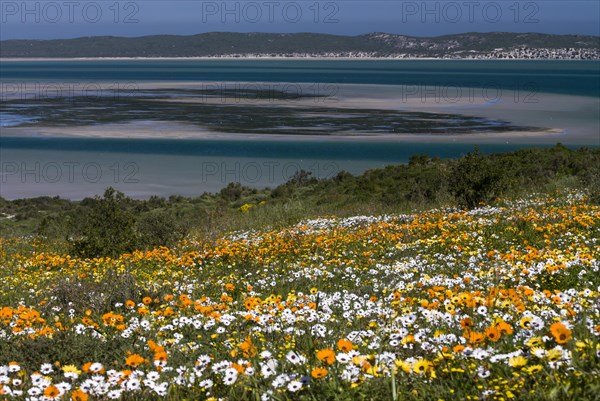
[1, 32, 598, 58]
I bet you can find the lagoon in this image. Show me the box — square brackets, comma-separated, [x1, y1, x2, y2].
[1, 60, 598, 199]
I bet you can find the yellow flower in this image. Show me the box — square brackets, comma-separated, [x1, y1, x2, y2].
[239, 203, 254, 213]
[508, 355, 527, 368]
[546, 348, 562, 362]
[524, 365, 543, 375]
[519, 317, 533, 329]
[395, 359, 412, 374]
[365, 365, 382, 376]
[575, 339, 592, 350]
[62, 365, 81, 375]
[526, 337, 543, 348]
[413, 359, 432, 375]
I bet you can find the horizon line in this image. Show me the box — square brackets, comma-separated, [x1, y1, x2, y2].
[3, 30, 600, 42]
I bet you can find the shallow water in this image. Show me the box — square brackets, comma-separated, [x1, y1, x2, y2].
[1, 60, 598, 199]
[0, 140, 560, 200]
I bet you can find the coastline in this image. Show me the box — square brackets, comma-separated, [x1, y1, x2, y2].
[0, 123, 570, 145]
[0, 129, 590, 201]
[2, 57, 599, 62]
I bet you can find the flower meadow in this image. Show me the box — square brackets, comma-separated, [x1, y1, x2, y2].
[1, 192, 599, 400]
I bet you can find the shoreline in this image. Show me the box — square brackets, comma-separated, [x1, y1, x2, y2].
[0, 137, 594, 201]
[2, 57, 599, 62]
[0, 124, 571, 145]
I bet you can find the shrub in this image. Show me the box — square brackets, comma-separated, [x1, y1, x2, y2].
[136, 209, 189, 249]
[70, 187, 138, 258]
[219, 182, 244, 202]
[580, 167, 600, 204]
[450, 147, 504, 209]
[46, 269, 140, 314]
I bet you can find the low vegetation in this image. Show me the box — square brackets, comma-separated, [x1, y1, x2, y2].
[1, 144, 598, 250]
[0, 145, 598, 400]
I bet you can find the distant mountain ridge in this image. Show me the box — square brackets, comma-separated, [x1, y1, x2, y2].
[1, 32, 599, 59]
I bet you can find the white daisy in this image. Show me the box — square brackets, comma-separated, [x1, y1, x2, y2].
[336, 353, 351, 364]
[199, 379, 213, 388]
[8, 364, 20, 373]
[40, 363, 54, 374]
[223, 372, 237, 386]
[107, 389, 122, 399]
[89, 363, 104, 373]
[146, 372, 160, 381]
[125, 378, 141, 391]
[287, 380, 302, 392]
[286, 351, 306, 365]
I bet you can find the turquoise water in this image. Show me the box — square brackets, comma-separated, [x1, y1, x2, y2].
[0, 138, 560, 200]
[2, 60, 599, 96]
[1, 60, 598, 199]
[0, 136, 547, 160]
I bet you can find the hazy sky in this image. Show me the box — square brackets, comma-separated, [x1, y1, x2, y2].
[1, 1, 599, 39]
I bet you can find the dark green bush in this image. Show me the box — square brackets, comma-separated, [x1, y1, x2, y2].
[136, 209, 189, 249]
[70, 187, 138, 258]
[450, 148, 504, 209]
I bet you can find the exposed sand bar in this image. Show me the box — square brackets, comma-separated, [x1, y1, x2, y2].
[0, 57, 511, 61]
[2, 82, 598, 144]
[0, 122, 566, 144]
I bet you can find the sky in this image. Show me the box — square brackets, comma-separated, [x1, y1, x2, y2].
[1, 0, 599, 40]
